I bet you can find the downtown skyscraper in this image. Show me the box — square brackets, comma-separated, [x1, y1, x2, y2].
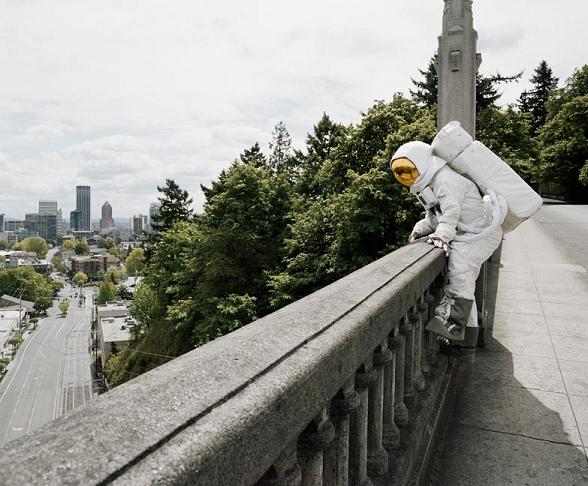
[100, 201, 114, 230]
[76, 186, 91, 231]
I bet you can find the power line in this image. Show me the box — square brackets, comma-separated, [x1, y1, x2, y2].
[127, 349, 177, 360]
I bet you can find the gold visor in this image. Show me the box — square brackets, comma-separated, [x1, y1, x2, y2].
[391, 157, 420, 187]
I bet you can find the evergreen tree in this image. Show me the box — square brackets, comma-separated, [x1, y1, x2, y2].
[268, 121, 295, 174]
[151, 179, 193, 234]
[475, 72, 522, 112]
[539, 65, 588, 201]
[296, 113, 347, 197]
[410, 54, 521, 112]
[518, 60, 559, 133]
[240, 142, 267, 167]
[410, 54, 438, 108]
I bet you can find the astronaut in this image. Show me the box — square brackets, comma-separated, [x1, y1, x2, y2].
[390, 140, 503, 352]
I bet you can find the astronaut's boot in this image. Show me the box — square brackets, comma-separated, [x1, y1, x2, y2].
[426, 295, 473, 343]
[440, 326, 479, 363]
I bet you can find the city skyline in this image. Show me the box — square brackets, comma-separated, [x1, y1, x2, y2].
[1, 187, 160, 222]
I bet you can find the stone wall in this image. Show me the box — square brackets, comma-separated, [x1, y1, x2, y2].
[0, 242, 449, 485]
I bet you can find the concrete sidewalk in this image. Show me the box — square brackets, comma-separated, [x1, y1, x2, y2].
[428, 208, 588, 485]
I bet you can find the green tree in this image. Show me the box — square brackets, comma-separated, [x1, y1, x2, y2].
[105, 265, 124, 284]
[539, 90, 588, 200]
[476, 106, 538, 183]
[580, 162, 588, 186]
[7, 335, 22, 353]
[62, 239, 76, 251]
[268, 100, 433, 308]
[240, 142, 268, 168]
[268, 121, 296, 174]
[129, 282, 164, 331]
[475, 72, 522, 112]
[59, 300, 69, 316]
[0, 356, 11, 375]
[0, 266, 54, 313]
[52, 256, 68, 274]
[73, 272, 88, 286]
[74, 239, 89, 256]
[98, 281, 117, 304]
[0, 241, 12, 251]
[13, 237, 48, 258]
[410, 54, 521, 112]
[410, 54, 438, 107]
[296, 113, 348, 197]
[518, 60, 559, 134]
[125, 248, 145, 276]
[151, 179, 193, 234]
[116, 284, 133, 301]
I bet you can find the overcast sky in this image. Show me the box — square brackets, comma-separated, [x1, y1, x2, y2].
[1, 0, 586, 219]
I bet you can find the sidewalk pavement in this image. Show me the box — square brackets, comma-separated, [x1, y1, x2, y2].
[428, 208, 588, 485]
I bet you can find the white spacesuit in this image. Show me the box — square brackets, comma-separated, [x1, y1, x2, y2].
[390, 140, 504, 347]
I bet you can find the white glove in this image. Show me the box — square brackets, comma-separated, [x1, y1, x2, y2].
[426, 233, 450, 256]
[408, 231, 421, 243]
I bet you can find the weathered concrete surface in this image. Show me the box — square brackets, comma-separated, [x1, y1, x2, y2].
[427, 205, 588, 485]
[0, 243, 445, 485]
[437, 0, 480, 135]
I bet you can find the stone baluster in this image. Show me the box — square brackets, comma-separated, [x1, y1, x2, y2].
[426, 284, 443, 368]
[324, 382, 360, 486]
[383, 331, 401, 449]
[392, 333, 408, 428]
[414, 298, 427, 392]
[367, 343, 392, 477]
[298, 409, 335, 486]
[256, 440, 302, 486]
[422, 291, 435, 377]
[349, 363, 377, 486]
[401, 314, 417, 409]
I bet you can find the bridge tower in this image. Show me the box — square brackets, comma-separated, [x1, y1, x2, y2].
[437, 0, 481, 137]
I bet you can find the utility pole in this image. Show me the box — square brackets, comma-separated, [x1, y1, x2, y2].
[437, 0, 481, 136]
[18, 290, 23, 336]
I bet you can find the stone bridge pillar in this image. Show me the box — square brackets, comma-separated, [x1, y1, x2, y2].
[437, 0, 481, 137]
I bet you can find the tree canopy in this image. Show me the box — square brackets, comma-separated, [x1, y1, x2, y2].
[106, 59, 588, 386]
[151, 179, 193, 235]
[13, 237, 48, 258]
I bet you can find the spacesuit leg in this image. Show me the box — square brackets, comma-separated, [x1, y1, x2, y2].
[427, 226, 502, 342]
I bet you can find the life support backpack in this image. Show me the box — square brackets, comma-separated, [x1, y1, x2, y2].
[431, 121, 543, 233]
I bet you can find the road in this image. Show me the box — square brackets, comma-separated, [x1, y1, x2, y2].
[0, 282, 95, 447]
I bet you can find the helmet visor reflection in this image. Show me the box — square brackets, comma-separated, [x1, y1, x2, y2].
[391, 157, 420, 187]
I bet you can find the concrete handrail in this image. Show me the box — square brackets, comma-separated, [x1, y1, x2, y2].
[0, 242, 446, 485]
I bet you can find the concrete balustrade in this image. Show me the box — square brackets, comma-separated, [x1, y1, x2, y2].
[0, 243, 447, 485]
[382, 333, 401, 450]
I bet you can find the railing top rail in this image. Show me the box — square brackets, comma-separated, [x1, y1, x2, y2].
[0, 243, 445, 486]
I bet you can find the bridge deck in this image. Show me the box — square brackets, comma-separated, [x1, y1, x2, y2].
[428, 205, 588, 485]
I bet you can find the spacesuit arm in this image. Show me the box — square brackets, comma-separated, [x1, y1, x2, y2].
[412, 210, 435, 237]
[433, 179, 467, 242]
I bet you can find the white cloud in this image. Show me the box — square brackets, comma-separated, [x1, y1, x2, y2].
[24, 124, 66, 139]
[0, 0, 587, 218]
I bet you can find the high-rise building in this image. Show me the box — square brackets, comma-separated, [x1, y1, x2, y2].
[4, 220, 25, 232]
[76, 186, 91, 231]
[25, 213, 58, 242]
[38, 200, 64, 237]
[70, 209, 83, 231]
[39, 200, 58, 214]
[56, 209, 64, 236]
[0, 214, 4, 232]
[148, 202, 160, 233]
[100, 201, 114, 230]
[130, 215, 145, 235]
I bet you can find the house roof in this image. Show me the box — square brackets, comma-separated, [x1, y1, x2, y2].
[0, 294, 35, 311]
